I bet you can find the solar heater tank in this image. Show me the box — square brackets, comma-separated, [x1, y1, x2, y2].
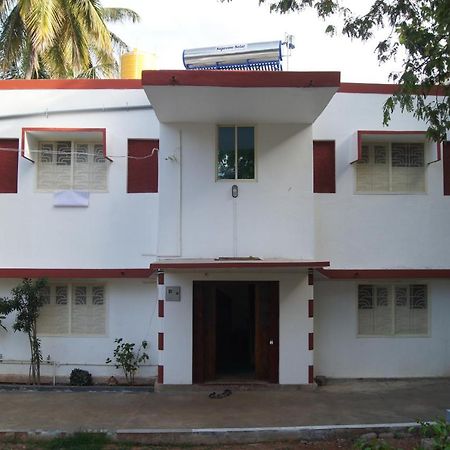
[183, 41, 282, 70]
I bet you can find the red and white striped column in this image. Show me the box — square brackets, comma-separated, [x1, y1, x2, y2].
[307, 268, 315, 384]
[157, 271, 165, 385]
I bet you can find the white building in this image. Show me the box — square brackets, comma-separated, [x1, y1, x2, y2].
[0, 71, 448, 385]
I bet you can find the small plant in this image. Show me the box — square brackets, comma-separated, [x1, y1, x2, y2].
[0, 278, 48, 384]
[106, 338, 149, 385]
[418, 417, 450, 449]
[70, 368, 93, 386]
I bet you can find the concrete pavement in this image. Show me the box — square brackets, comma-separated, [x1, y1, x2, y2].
[0, 379, 449, 432]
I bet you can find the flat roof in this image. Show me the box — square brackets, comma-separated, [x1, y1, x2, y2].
[142, 70, 341, 124]
[150, 259, 330, 273]
[142, 70, 341, 88]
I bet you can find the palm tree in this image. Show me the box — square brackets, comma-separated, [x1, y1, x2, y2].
[0, 0, 139, 79]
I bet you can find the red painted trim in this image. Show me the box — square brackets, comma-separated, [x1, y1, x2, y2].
[158, 332, 164, 351]
[308, 299, 314, 318]
[150, 261, 330, 272]
[308, 332, 314, 351]
[0, 79, 142, 90]
[318, 268, 450, 279]
[339, 83, 446, 96]
[142, 70, 340, 88]
[21, 127, 108, 160]
[308, 269, 314, 286]
[157, 365, 164, 384]
[157, 272, 164, 285]
[355, 130, 439, 163]
[308, 365, 314, 384]
[158, 300, 164, 318]
[0, 268, 151, 278]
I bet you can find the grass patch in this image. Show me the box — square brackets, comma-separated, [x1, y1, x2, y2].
[41, 432, 113, 450]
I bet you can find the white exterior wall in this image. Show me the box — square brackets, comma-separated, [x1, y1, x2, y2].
[315, 279, 450, 378]
[158, 123, 315, 259]
[0, 89, 159, 268]
[0, 279, 159, 379]
[162, 271, 312, 385]
[313, 92, 450, 269]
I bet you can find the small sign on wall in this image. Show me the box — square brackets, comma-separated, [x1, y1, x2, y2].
[166, 286, 181, 301]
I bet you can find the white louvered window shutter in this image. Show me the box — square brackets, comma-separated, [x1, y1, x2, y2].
[358, 285, 374, 335]
[359, 284, 428, 336]
[409, 284, 428, 335]
[373, 286, 392, 334]
[71, 285, 106, 335]
[356, 142, 425, 193]
[37, 285, 70, 334]
[391, 143, 425, 192]
[37, 141, 107, 192]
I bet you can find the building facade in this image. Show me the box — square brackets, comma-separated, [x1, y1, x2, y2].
[0, 72, 448, 385]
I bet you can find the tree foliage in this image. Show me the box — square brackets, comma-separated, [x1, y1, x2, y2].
[227, 0, 450, 142]
[0, 0, 139, 79]
[0, 278, 48, 384]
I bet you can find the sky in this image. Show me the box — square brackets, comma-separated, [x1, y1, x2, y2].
[104, 0, 402, 83]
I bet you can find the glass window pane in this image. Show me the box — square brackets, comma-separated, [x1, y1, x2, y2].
[217, 127, 235, 179]
[237, 127, 255, 179]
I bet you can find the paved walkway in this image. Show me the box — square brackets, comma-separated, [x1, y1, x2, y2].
[0, 379, 449, 432]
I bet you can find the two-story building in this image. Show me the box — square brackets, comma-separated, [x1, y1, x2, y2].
[0, 71, 448, 386]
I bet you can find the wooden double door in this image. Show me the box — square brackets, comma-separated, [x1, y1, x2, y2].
[192, 281, 279, 384]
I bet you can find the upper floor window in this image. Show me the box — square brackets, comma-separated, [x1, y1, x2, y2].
[358, 284, 428, 336]
[356, 142, 425, 193]
[217, 126, 255, 180]
[37, 141, 107, 191]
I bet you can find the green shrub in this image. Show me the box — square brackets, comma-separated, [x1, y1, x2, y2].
[418, 418, 450, 449]
[106, 338, 149, 385]
[69, 368, 93, 386]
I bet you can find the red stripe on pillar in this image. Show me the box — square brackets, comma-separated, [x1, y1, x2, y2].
[158, 332, 164, 351]
[308, 299, 314, 318]
[308, 332, 314, 351]
[158, 272, 164, 285]
[308, 269, 314, 285]
[158, 300, 164, 318]
[308, 365, 314, 384]
[158, 365, 164, 384]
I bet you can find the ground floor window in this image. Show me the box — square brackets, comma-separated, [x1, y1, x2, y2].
[358, 284, 428, 336]
[37, 284, 106, 335]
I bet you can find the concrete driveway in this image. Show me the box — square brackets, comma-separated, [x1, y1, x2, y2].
[0, 379, 449, 432]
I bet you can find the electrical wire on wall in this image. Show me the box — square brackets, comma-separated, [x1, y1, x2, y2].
[0, 146, 159, 160]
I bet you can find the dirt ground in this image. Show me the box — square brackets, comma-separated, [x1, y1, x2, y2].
[0, 437, 422, 450]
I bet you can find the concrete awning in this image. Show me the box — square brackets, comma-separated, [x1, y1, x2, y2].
[142, 70, 340, 124]
[150, 258, 330, 274]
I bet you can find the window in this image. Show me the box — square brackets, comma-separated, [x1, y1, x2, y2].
[358, 284, 428, 336]
[37, 141, 107, 191]
[37, 284, 106, 335]
[356, 142, 425, 193]
[217, 126, 255, 180]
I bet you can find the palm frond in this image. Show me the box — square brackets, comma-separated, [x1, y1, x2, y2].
[23, 0, 61, 51]
[100, 7, 140, 24]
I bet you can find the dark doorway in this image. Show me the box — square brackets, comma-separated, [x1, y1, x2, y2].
[193, 281, 279, 384]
